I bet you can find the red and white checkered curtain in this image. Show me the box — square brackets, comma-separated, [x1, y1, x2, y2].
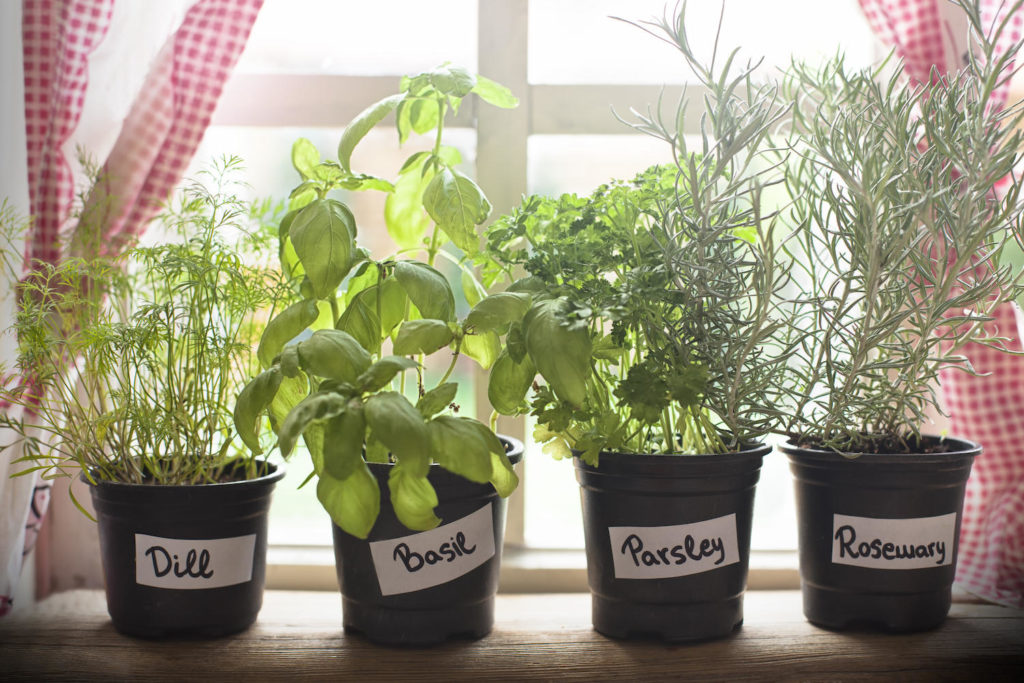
[860, 0, 1024, 608]
[1, 0, 262, 616]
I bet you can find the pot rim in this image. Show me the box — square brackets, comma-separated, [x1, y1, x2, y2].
[779, 434, 981, 463]
[364, 433, 526, 469]
[574, 440, 771, 464]
[82, 458, 285, 491]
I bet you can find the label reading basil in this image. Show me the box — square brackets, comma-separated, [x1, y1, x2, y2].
[135, 533, 257, 589]
[831, 513, 956, 569]
[369, 504, 495, 596]
[607, 513, 740, 580]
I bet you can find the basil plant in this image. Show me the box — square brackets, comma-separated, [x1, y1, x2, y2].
[233, 66, 523, 539]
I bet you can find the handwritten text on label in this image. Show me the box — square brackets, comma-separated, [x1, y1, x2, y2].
[607, 514, 740, 580]
[369, 504, 495, 596]
[831, 513, 956, 570]
[135, 534, 256, 589]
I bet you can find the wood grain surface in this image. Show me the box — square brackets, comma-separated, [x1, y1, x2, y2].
[1, 590, 1021, 681]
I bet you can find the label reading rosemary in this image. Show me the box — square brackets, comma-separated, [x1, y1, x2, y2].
[135, 533, 256, 589]
[831, 513, 956, 569]
[369, 504, 495, 596]
[608, 514, 740, 579]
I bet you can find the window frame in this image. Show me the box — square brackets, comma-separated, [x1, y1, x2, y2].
[215, 0, 830, 592]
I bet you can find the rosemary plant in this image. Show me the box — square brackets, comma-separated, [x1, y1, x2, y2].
[482, 3, 795, 461]
[780, 1, 1024, 453]
[0, 157, 288, 511]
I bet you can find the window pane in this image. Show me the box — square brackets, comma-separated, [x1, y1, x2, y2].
[529, 0, 875, 84]
[528, 134, 672, 195]
[238, 0, 477, 75]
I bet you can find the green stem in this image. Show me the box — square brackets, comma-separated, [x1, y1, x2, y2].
[438, 337, 462, 385]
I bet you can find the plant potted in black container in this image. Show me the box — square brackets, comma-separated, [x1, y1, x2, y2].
[233, 65, 524, 645]
[776, 0, 1024, 632]
[480, 7, 794, 642]
[0, 159, 287, 638]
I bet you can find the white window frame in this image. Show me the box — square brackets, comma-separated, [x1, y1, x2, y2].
[216, 0, 800, 592]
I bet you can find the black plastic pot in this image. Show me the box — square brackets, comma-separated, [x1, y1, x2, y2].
[574, 444, 767, 642]
[332, 436, 524, 645]
[782, 436, 979, 632]
[87, 461, 284, 638]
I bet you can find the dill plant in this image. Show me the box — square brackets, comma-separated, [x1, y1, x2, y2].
[0, 157, 288, 509]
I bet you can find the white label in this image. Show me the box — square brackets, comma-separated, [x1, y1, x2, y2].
[135, 534, 257, 589]
[607, 513, 740, 580]
[831, 513, 956, 569]
[369, 504, 495, 596]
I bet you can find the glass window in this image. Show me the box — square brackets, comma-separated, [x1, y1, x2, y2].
[200, 0, 874, 561]
[528, 0, 875, 84]
[238, 0, 477, 75]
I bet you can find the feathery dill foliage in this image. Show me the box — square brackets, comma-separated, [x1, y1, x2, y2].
[484, 4, 794, 459]
[780, 2, 1024, 453]
[0, 157, 289, 503]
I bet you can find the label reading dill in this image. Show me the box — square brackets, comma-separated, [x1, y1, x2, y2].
[135, 534, 256, 589]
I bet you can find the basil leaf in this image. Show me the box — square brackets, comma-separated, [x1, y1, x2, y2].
[488, 350, 536, 415]
[291, 138, 320, 180]
[489, 447, 520, 497]
[363, 392, 430, 466]
[339, 173, 394, 193]
[416, 382, 458, 418]
[461, 330, 500, 369]
[279, 345, 300, 378]
[278, 392, 349, 456]
[388, 463, 440, 531]
[429, 65, 476, 97]
[338, 93, 404, 173]
[408, 96, 441, 135]
[323, 403, 366, 480]
[461, 268, 487, 308]
[268, 373, 308, 432]
[335, 290, 380, 353]
[422, 168, 491, 255]
[427, 415, 495, 483]
[233, 366, 283, 453]
[524, 298, 591, 408]
[316, 464, 380, 539]
[297, 329, 371, 384]
[393, 260, 455, 321]
[384, 163, 434, 249]
[289, 199, 357, 299]
[257, 299, 319, 368]
[393, 319, 455, 356]
[465, 292, 531, 332]
[356, 356, 418, 393]
[472, 75, 518, 109]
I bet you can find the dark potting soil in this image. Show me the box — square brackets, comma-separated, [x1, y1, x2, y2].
[791, 433, 954, 456]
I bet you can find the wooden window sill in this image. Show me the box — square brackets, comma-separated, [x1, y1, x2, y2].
[1, 590, 1021, 680]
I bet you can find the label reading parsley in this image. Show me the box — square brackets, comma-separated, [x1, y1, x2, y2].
[607, 514, 740, 579]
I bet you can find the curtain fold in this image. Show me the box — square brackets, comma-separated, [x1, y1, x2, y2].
[859, 0, 1024, 608]
[1, 0, 263, 614]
